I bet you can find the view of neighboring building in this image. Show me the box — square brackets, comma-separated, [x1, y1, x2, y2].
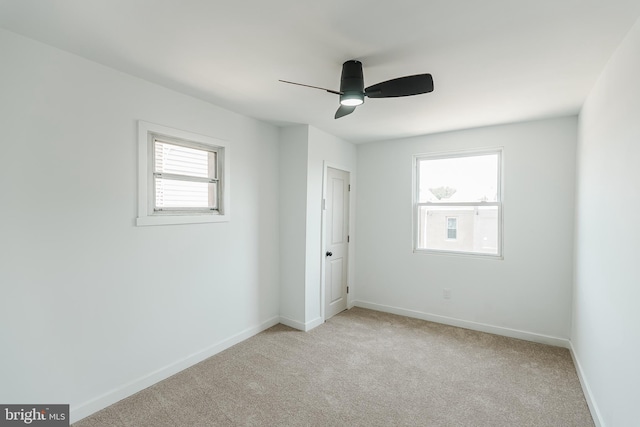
[417, 206, 499, 254]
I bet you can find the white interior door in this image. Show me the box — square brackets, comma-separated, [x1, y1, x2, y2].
[324, 167, 350, 320]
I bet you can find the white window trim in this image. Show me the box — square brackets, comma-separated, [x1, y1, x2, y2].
[137, 121, 230, 226]
[412, 147, 503, 259]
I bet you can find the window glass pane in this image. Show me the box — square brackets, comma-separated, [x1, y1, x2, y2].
[417, 206, 498, 254]
[155, 178, 217, 209]
[418, 154, 498, 203]
[155, 141, 215, 178]
[447, 217, 457, 239]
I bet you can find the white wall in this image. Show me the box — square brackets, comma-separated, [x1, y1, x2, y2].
[573, 17, 640, 427]
[278, 126, 308, 325]
[278, 125, 357, 329]
[355, 117, 577, 343]
[306, 127, 357, 323]
[0, 29, 280, 422]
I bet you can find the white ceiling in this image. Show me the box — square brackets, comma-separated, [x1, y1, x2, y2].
[1, 0, 639, 143]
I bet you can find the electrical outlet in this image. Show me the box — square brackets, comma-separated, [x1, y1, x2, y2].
[443, 288, 451, 300]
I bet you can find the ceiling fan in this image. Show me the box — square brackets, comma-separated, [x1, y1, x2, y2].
[280, 60, 434, 119]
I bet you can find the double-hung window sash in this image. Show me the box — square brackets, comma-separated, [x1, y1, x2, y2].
[153, 138, 219, 213]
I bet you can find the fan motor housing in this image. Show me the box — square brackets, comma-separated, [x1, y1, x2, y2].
[339, 60, 365, 106]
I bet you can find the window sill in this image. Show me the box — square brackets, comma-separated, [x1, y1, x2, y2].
[413, 248, 503, 260]
[136, 213, 229, 226]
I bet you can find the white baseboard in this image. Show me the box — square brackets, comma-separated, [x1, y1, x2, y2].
[70, 315, 280, 424]
[279, 316, 305, 330]
[279, 315, 323, 332]
[353, 300, 570, 348]
[569, 342, 604, 427]
[304, 316, 323, 331]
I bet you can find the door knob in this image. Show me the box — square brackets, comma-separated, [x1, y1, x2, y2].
[326, 251, 333, 257]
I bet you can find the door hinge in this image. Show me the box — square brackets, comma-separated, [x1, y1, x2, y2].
[347, 286, 349, 294]
[348, 184, 351, 191]
[322, 198, 326, 210]
[347, 235, 350, 243]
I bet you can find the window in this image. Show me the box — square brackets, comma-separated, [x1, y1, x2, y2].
[414, 149, 502, 257]
[154, 140, 218, 211]
[446, 217, 457, 240]
[137, 121, 229, 226]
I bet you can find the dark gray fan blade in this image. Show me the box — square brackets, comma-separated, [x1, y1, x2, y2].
[279, 80, 341, 95]
[364, 74, 434, 98]
[335, 105, 356, 119]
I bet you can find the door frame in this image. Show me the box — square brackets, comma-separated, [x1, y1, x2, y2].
[320, 161, 354, 322]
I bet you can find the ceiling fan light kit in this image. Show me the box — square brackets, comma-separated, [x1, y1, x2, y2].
[339, 60, 365, 107]
[280, 59, 434, 119]
[340, 95, 364, 106]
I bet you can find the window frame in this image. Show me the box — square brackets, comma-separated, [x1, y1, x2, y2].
[413, 148, 503, 258]
[137, 121, 230, 226]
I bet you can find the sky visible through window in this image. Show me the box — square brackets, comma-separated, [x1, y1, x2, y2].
[418, 154, 498, 203]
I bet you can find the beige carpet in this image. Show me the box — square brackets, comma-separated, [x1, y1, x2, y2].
[73, 308, 594, 426]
